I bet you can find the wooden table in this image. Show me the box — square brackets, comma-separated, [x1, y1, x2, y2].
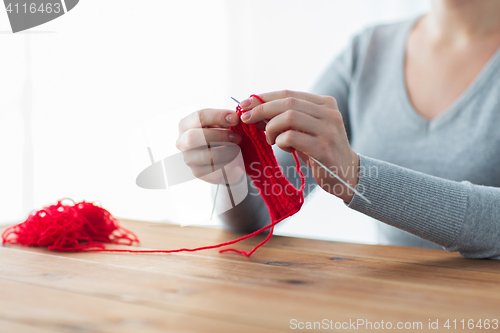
[1, 220, 500, 332]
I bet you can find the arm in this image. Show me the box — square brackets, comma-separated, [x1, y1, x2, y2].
[215, 173, 270, 233]
[348, 156, 500, 259]
[307, 30, 500, 258]
[238, 90, 500, 258]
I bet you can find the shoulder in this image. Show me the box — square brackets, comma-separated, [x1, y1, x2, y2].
[347, 17, 420, 75]
[350, 17, 419, 58]
[355, 17, 418, 46]
[312, 17, 420, 95]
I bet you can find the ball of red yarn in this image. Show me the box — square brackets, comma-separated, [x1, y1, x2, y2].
[1, 200, 139, 251]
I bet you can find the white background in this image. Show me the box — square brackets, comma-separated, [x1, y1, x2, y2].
[0, 0, 429, 244]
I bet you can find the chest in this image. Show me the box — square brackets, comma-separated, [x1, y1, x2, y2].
[350, 90, 500, 186]
[404, 34, 500, 121]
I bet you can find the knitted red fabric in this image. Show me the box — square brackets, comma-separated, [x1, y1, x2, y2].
[218, 94, 305, 255]
[2, 95, 305, 257]
[228, 94, 305, 223]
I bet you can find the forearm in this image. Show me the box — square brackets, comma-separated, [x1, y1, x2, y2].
[215, 174, 271, 233]
[348, 155, 500, 259]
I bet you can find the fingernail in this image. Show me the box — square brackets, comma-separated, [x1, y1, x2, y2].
[241, 111, 252, 122]
[229, 132, 241, 143]
[225, 113, 236, 124]
[240, 97, 252, 108]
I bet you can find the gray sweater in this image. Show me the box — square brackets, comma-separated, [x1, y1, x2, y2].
[219, 17, 500, 259]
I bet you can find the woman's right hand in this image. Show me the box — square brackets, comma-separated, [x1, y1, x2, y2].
[176, 108, 245, 184]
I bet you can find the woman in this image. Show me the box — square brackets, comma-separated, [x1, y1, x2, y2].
[176, 0, 500, 259]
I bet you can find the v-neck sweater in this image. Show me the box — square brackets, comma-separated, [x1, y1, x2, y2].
[218, 16, 500, 259]
[307, 17, 500, 258]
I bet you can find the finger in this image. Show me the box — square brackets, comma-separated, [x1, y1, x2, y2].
[265, 110, 322, 145]
[190, 164, 227, 183]
[275, 130, 316, 154]
[176, 128, 242, 151]
[242, 97, 323, 124]
[203, 128, 242, 146]
[241, 90, 327, 109]
[239, 95, 263, 111]
[179, 109, 239, 133]
[182, 145, 241, 168]
[234, 96, 275, 129]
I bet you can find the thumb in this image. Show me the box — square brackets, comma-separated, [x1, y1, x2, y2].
[239, 95, 268, 130]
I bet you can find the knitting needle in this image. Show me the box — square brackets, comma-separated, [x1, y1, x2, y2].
[309, 156, 371, 204]
[209, 170, 236, 221]
[209, 99, 243, 221]
[210, 178, 221, 221]
[208, 146, 236, 221]
[231, 97, 371, 204]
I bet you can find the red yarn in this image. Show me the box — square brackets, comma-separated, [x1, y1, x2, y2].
[1, 200, 139, 251]
[229, 95, 305, 223]
[2, 95, 305, 257]
[221, 94, 305, 255]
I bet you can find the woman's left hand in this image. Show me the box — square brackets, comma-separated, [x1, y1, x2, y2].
[239, 90, 360, 203]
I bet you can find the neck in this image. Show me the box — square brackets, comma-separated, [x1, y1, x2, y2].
[425, 0, 500, 43]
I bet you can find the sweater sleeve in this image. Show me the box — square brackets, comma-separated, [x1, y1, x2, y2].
[348, 155, 500, 259]
[309, 34, 361, 143]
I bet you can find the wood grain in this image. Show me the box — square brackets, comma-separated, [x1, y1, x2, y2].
[1, 219, 499, 332]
